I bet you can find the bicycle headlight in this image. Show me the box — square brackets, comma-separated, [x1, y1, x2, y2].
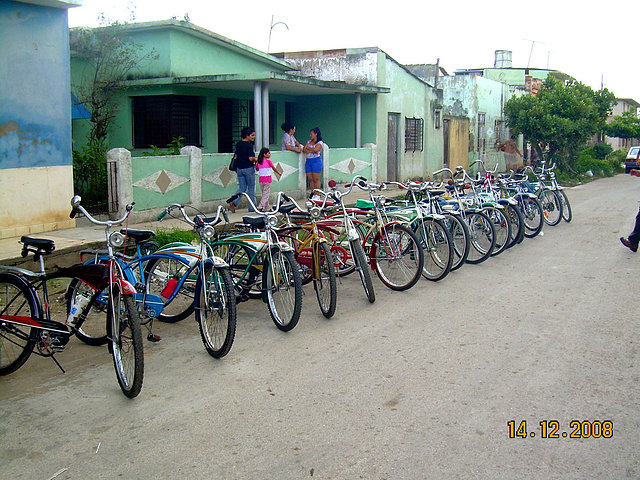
[310, 206, 322, 219]
[109, 231, 125, 248]
[202, 225, 216, 240]
[267, 215, 278, 228]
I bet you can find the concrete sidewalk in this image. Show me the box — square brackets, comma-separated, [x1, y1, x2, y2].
[0, 187, 380, 266]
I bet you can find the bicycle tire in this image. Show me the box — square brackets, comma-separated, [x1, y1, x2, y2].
[108, 286, 144, 398]
[414, 218, 453, 281]
[520, 197, 544, 238]
[539, 189, 563, 226]
[559, 190, 572, 222]
[442, 212, 470, 271]
[370, 223, 424, 291]
[503, 204, 525, 248]
[211, 242, 262, 300]
[465, 211, 496, 264]
[350, 238, 375, 303]
[194, 264, 237, 358]
[313, 241, 337, 318]
[144, 256, 195, 323]
[486, 207, 511, 257]
[264, 249, 302, 331]
[0, 273, 38, 375]
[66, 277, 108, 345]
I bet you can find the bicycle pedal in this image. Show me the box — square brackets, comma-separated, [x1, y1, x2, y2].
[147, 333, 162, 342]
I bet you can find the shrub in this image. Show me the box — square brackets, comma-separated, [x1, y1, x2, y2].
[576, 148, 614, 176]
[593, 142, 613, 160]
[72, 139, 109, 210]
[153, 228, 198, 248]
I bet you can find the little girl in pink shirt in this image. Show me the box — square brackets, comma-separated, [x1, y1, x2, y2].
[256, 147, 275, 211]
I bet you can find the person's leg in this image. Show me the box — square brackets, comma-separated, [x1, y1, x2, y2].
[311, 172, 321, 191]
[260, 183, 271, 211]
[628, 206, 640, 245]
[234, 168, 248, 207]
[306, 172, 315, 197]
[246, 168, 256, 212]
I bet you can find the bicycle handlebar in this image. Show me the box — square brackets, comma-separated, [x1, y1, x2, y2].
[69, 195, 133, 226]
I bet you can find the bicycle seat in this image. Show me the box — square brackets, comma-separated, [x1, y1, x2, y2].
[278, 204, 297, 215]
[428, 189, 446, 196]
[120, 229, 155, 243]
[20, 236, 55, 254]
[242, 216, 266, 229]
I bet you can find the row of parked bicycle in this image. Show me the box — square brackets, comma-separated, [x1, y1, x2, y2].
[0, 160, 571, 398]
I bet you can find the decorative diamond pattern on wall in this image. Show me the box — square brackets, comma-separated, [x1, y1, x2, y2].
[133, 169, 189, 194]
[329, 157, 370, 175]
[274, 162, 298, 182]
[202, 166, 236, 188]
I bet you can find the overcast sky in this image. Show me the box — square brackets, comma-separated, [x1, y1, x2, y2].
[68, 0, 640, 103]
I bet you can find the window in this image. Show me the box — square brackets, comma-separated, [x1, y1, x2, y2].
[405, 117, 424, 152]
[217, 98, 254, 153]
[133, 95, 201, 148]
[477, 113, 486, 155]
[494, 118, 506, 145]
[435, 110, 442, 129]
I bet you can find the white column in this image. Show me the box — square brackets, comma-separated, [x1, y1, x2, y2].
[181, 145, 201, 207]
[261, 82, 270, 148]
[107, 148, 133, 218]
[253, 82, 263, 148]
[355, 93, 362, 148]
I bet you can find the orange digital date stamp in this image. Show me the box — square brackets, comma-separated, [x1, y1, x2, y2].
[507, 420, 613, 439]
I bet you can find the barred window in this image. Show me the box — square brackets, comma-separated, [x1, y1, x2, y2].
[405, 117, 424, 152]
[133, 95, 201, 148]
[478, 113, 486, 155]
[495, 118, 506, 145]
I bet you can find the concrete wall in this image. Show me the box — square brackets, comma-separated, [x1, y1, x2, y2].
[0, 1, 76, 238]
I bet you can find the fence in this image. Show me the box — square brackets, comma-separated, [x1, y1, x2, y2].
[72, 160, 117, 213]
[107, 144, 377, 221]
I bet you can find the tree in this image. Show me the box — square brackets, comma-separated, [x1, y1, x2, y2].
[604, 110, 640, 140]
[504, 77, 616, 172]
[70, 22, 156, 145]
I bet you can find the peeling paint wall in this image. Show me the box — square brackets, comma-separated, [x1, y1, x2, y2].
[0, 1, 75, 238]
[282, 49, 379, 86]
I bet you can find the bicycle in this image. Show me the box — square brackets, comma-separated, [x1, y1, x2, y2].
[277, 193, 338, 318]
[497, 171, 544, 238]
[522, 164, 563, 226]
[0, 196, 144, 398]
[209, 191, 303, 331]
[531, 161, 572, 223]
[330, 178, 424, 291]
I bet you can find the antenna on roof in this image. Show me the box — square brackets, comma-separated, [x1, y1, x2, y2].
[523, 38, 544, 69]
[267, 15, 289, 54]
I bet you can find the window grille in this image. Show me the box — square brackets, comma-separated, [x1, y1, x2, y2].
[478, 113, 486, 155]
[405, 117, 424, 152]
[133, 95, 201, 148]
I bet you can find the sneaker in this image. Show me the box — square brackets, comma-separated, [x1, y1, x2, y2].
[620, 237, 637, 252]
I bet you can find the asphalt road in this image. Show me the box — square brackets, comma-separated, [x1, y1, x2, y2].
[1, 175, 639, 480]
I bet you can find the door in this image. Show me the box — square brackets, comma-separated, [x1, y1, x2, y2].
[443, 116, 470, 171]
[387, 113, 400, 181]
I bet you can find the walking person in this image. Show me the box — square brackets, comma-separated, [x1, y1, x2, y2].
[303, 127, 324, 195]
[620, 169, 640, 252]
[256, 147, 275, 211]
[281, 122, 302, 153]
[228, 127, 257, 213]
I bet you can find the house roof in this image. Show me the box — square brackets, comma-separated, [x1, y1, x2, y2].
[73, 20, 293, 72]
[16, 0, 81, 8]
[617, 98, 640, 108]
[123, 71, 390, 96]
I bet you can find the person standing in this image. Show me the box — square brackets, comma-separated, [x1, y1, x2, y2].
[256, 147, 275, 211]
[281, 122, 302, 153]
[499, 136, 523, 171]
[620, 169, 640, 252]
[228, 127, 257, 213]
[303, 127, 323, 195]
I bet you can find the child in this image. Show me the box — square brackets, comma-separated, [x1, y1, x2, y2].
[256, 147, 275, 211]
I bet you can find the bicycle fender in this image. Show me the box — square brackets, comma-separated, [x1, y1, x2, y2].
[498, 198, 517, 206]
[277, 240, 294, 252]
[515, 192, 537, 200]
[204, 257, 229, 269]
[116, 278, 137, 295]
[422, 213, 446, 221]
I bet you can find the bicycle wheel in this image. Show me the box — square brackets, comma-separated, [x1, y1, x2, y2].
[264, 249, 302, 331]
[539, 189, 563, 226]
[370, 223, 424, 291]
[313, 241, 337, 318]
[485, 207, 511, 257]
[324, 217, 364, 277]
[465, 211, 496, 264]
[350, 238, 375, 303]
[520, 197, 544, 238]
[66, 278, 108, 345]
[144, 256, 195, 323]
[442, 212, 470, 271]
[108, 286, 144, 398]
[211, 243, 262, 300]
[559, 190, 572, 222]
[503, 204, 525, 248]
[194, 265, 237, 358]
[414, 218, 453, 281]
[0, 273, 39, 375]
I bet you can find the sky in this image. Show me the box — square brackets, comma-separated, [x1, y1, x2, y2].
[68, 0, 640, 103]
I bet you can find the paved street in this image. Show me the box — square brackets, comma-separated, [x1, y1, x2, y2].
[1, 174, 639, 479]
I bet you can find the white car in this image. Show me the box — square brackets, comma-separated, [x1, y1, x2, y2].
[625, 146, 640, 173]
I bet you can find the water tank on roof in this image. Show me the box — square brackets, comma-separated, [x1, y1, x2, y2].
[494, 50, 512, 68]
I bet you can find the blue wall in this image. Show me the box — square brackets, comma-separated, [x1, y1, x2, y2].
[0, 1, 72, 169]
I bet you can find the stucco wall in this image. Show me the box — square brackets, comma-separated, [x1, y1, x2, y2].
[0, 1, 75, 238]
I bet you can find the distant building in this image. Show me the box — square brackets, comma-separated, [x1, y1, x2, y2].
[605, 98, 640, 151]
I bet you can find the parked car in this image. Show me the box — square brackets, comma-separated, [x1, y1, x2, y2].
[625, 146, 640, 173]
